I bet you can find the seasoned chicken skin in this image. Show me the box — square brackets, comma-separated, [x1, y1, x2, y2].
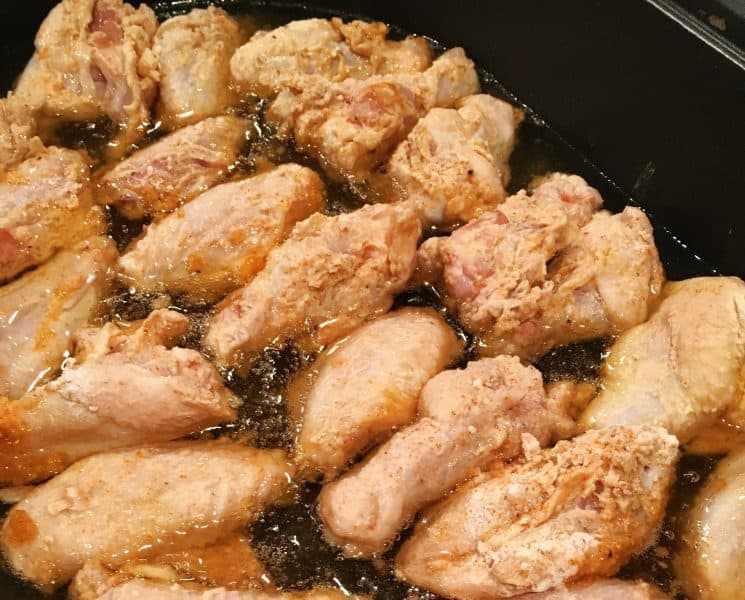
[0, 309, 237, 486]
[205, 203, 421, 367]
[154, 7, 244, 130]
[267, 48, 479, 180]
[0, 146, 105, 282]
[15, 0, 158, 155]
[230, 17, 432, 95]
[390, 94, 523, 225]
[395, 426, 679, 598]
[579, 277, 745, 443]
[515, 579, 669, 599]
[98, 116, 248, 220]
[0, 93, 40, 169]
[119, 164, 324, 303]
[417, 173, 601, 355]
[676, 446, 745, 600]
[318, 356, 573, 557]
[0, 236, 117, 399]
[0, 440, 293, 588]
[291, 307, 462, 478]
[490, 205, 664, 358]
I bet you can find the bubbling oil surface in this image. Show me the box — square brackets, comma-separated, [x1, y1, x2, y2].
[0, 4, 722, 599]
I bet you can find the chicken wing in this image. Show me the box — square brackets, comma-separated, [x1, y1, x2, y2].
[266, 47, 479, 180]
[291, 307, 462, 478]
[515, 579, 669, 599]
[318, 356, 573, 557]
[389, 94, 522, 225]
[0, 440, 293, 588]
[489, 205, 664, 358]
[0, 93, 40, 169]
[118, 164, 324, 303]
[204, 203, 421, 368]
[395, 425, 678, 599]
[675, 446, 745, 600]
[417, 173, 601, 356]
[97, 116, 248, 220]
[0, 236, 117, 399]
[230, 17, 432, 96]
[15, 0, 158, 156]
[153, 7, 244, 130]
[0, 146, 106, 282]
[0, 309, 238, 486]
[579, 277, 745, 443]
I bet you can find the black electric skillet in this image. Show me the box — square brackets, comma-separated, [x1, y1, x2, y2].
[0, 1, 744, 599]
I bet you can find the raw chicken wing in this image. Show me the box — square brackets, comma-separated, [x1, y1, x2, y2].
[0, 440, 293, 588]
[154, 7, 244, 130]
[0, 236, 117, 399]
[15, 0, 158, 155]
[0, 309, 238, 485]
[266, 48, 479, 180]
[389, 94, 522, 225]
[205, 203, 421, 367]
[0, 146, 105, 282]
[515, 579, 669, 599]
[291, 307, 462, 477]
[98, 116, 248, 220]
[230, 18, 432, 95]
[119, 164, 324, 303]
[417, 173, 601, 357]
[675, 446, 745, 600]
[395, 425, 678, 598]
[318, 356, 573, 557]
[579, 277, 745, 443]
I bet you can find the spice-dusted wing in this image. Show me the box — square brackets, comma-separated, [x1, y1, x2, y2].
[318, 356, 573, 557]
[154, 7, 244, 130]
[0, 309, 238, 486]
[0, 236, 117, 399]
[0, 440, 293, 588]
[0, 146, 105, 282]
[97, 116, 248, 220]
[266, 48, 479, 181]
[230, 17, 432, 96]
[395, 426, 678, 599]
[515, 579, 669, 599]
[390, 94, 522, 225]
[205, 203, 421, 368]
[15, 0, 158, 156]
[292, 307, 462, 478]
[579, 277, 745, 443]
[119, 164, 324, 303]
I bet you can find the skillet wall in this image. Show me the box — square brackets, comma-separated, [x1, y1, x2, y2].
[3, 0, 744, 278]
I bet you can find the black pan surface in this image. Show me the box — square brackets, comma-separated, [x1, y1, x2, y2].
[0, 2, 743, 599]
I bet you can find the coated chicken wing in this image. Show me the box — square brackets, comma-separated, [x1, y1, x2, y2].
[291, 307, 462, 478]
[154, 7, 244, 130]
[318, 356, 573, 557]
[395, 426, 678, 599]
[15, 0, 158, 156]
[119, 164, 324, 303]
[230, 18, 432, 96]
[0, 236, 117, 399]
[675, 446, 745, 600]
[205, 203, 421, 368]
[490, 205, 664, 358]
[0, 146, 105, 282]
[0, 93, 40, 169]
[0, 309, 238, 486]
[515, 579, 669, 599]
[0, 440, 293, 588]
[417, 173, 601, 357]
[579, 277, 745, 443]
[266, 48, 479, 180]
[97, 116, 248, 220]
[389, 94, 522, 225]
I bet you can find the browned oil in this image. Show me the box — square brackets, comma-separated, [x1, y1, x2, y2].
[0, 3, 723, 599]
